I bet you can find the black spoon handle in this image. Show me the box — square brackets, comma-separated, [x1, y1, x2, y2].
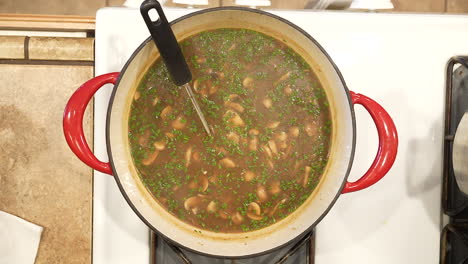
[140, 0, 192, 86]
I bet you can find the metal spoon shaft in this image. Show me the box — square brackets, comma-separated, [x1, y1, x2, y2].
[182, 83, 212, 136]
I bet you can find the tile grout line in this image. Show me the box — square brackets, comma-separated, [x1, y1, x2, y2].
[0, 59, 94, 66]
[23, 36, 30, 60]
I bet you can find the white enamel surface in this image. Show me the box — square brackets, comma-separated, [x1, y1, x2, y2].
[95, 7, 468, 263]
[106, 9, 354, 257]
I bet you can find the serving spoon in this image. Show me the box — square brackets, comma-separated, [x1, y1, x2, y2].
[140, 0, 212, 136]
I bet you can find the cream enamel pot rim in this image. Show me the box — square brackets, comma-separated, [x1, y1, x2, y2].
[63, 7, 398, 258]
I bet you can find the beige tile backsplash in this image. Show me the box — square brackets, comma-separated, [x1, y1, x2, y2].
[0, 35, 94, 61]
[0, 35, 25, 59]
[28, 37, 94, 61]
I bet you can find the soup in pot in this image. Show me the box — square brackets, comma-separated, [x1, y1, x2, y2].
[128, 28, 331, 233]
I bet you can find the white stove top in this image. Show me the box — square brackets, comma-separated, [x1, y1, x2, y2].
[94, 7, 468, 263]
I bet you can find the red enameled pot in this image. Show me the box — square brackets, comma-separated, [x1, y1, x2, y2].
[63, 7, 398, 258]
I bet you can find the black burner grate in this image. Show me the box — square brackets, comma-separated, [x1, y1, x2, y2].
[150, 230, 315, 264]
[441, 56, 468, 264]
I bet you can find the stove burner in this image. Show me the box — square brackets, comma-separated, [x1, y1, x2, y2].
[151, 230, 315, 264]
[442, 56, 468, 264]
[443, 56, 468, 218]
[441, 224, 468, 264]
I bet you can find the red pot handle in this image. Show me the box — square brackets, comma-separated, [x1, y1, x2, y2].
[341, 91, 398, 194]
[63, 72, 120, 175]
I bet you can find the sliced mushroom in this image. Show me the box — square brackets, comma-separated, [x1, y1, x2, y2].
[276, 131, 288, 141]
[227, 131, 240, 144]
[224, 101, 245, 113]
[165, 132, 175, 139]
[284, 85, 292, 95]
[193, 79, 209, 97]
[228, 94, 240, 101]
[263, 98, 272, 109]
[209, 175, 218, 184]
[305, 122, 317, 137]
[193, 79, 199, 91]
[219, 210, 230, 220]
[261, 145, 273, 159]
[152, 96, 160, 106]
[267, 159, 275, 169]
[220, 158, 236, 168]
[200, 176, 209, 192]
[153, 140, 166, 151]
[196, 57, 206, 64]
[231, 113, 246, 127]
[142, 150, 159, 166]
[228, 43, 236, 51]
[246, 212, 263, 221]
[275, 131, 288, 149]
[266, 121, 280, 129]
[278, 142, 287, 150]
[257, 185, 269, 203]
[303, 166, 311, 187]
[138, 130, 150, 146]
[268, 140, 278, 155]
[242, 76, 254, 89]
[278, 71, 291, 83]
[134, 91, 141, 101]
[248, 202, 261, 215]
[207, 201, 217, 213]
[249, 136, 258, 151]
[243, 170, 256, 182]
[161, 106, 173, 120]
[289, 126, 300, 138]
[225, 110, 245, 127]
[281, 145, 293, 160]
[268, 198, 287, 217]
[197, 193, 210, 199]
[188, 180, 198, 189]
[193, 151, 200, 162]
[247, 202, 263, 221]
[184, 196, 202, 214]
[209, 85, 218, 95]
[249, 129, 260, 136]
[269, 180, 281, 195]
[216, 72, 225, 79]
[185, 146, 193, 167]
[232, 211, 244, 225]
[215, 147, 228, 156]
[172, 115, 187, 130]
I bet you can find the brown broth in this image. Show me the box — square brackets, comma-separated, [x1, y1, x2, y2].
[128, 29, 331, 233]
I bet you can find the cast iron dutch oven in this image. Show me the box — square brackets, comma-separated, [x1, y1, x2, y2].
[63, 5, 398, 258]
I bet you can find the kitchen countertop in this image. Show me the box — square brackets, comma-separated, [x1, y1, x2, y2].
[0, 24, 95, 263]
